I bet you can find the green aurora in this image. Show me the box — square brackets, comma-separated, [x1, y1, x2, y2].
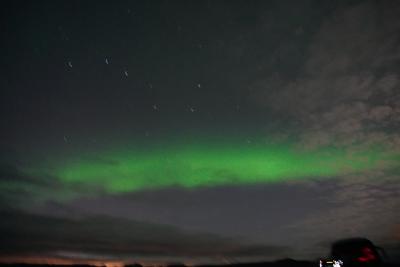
[34, 139, 397, 193]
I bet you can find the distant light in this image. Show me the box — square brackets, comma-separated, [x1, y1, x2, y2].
[319, 259, 343, 267]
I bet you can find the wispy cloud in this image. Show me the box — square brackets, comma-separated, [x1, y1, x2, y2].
[248, 0, 400, 259]
[250, 0, 400, 152]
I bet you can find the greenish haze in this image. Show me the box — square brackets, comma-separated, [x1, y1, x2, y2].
[45, 141, 393, 193]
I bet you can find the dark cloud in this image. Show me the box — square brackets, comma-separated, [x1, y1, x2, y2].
[55, 184, 330, 240]
[0, 163, 51, 208]
[0, 208, 289, 262]
[0, 163, 103, 209]
[29, 182, 344, 260]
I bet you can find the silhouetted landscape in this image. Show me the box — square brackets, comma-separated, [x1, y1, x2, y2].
[1, 259, 400, 267]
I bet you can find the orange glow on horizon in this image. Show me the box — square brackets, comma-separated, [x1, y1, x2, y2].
[0, 255, 196, 267]
[0, 255, 126, 267]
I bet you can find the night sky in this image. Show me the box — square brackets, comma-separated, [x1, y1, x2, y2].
[1, 0, 400, 265]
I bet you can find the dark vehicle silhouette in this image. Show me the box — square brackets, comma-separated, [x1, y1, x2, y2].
[322, 238, 384, 267]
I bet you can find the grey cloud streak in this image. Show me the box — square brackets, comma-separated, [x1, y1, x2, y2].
[0, 208, 289, 263]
